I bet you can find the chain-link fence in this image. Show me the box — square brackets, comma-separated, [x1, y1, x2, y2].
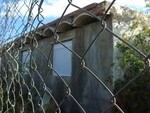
[0, 0, 150, 113]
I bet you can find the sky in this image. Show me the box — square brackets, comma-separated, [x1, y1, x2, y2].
[30, 0, 148, 24]
[0, 0, 147, 23]
[0, 0, 148, 42]
[33, 0, 147, 21]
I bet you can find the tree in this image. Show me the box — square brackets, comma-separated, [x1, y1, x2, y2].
[114, 14, 150, 113]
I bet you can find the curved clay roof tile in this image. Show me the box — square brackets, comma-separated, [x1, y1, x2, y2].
[43, 27, 54, 37]
[57, 21, 73, 33]
[35, 32, 43, 40]
[73, 13, 98, 26]
[22, 35, 31, 44]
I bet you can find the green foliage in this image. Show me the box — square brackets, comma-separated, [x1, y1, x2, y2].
[145, 0, 150, 7]
[130, 21, 139, 30]
[114, 20, 150, 113]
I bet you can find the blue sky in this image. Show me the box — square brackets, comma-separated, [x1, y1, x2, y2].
[0, 0, 147, 24]
[0, 0, 148, 42]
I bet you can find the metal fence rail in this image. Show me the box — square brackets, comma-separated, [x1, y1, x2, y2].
[0, 0, 150, 113]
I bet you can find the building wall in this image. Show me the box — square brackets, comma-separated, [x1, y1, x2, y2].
[1, 15, 113, 113]
[25, 16, 113, 113]
[71, 16, 113, 113]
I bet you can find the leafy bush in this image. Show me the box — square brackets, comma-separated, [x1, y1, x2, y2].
[114, 19, 150, 113]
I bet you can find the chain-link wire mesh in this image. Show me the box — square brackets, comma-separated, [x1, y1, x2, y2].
[0, 0, 150, 113]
